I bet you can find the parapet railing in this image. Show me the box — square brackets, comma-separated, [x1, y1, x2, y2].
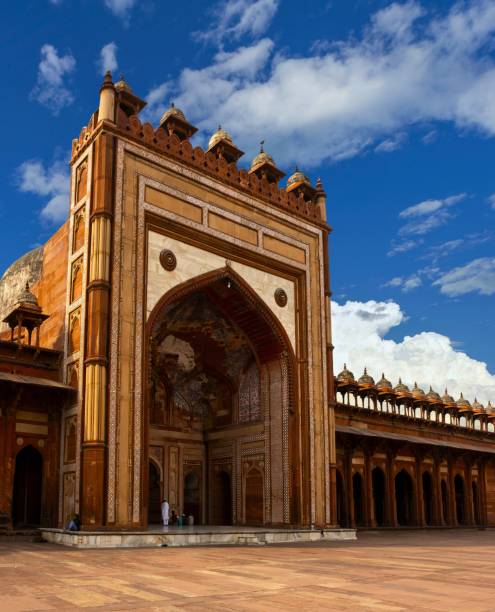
[335, 383, 495, 435]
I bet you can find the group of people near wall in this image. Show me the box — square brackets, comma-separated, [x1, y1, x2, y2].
[160, 499, 194, 527]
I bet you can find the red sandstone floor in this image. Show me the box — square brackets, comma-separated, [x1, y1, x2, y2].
[1, 530, 494, 611]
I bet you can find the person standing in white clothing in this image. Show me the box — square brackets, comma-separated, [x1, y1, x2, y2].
[161, 498, 170, 526]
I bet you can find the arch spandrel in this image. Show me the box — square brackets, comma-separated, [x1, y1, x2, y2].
[146, 231, 297, 352]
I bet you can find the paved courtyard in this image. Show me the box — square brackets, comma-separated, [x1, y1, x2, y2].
[1, 530, 495, 611]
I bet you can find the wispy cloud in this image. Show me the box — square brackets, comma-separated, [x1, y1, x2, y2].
[398, 193, 467, 236]
[433, 257, 495, 296]
[387, 239, 423, 257]
[98, 42, 118, 75]
[422, 129, 437, 144]
[384, 274, 422, 292]
[16, 159, 69, 224]
[399, 194, 467, 219]
[488, 193, 495, 209]
[375, 132, 407, 153]
[196, 0, 279, 47]
[424, 232, 492, 263]
[104, 0, 135, 22]
[31, 44, 76, 115]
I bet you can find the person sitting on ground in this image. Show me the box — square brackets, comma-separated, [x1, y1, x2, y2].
[66, 513, 81, 531]
[169, 510, 178, 525]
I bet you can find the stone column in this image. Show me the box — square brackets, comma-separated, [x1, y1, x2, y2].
[478, 460, 488, 527]
[386, 451, 396, 527]
[80, 132, 114, 528]
[345, 450, 355, 528]
[414, 454, 424, 527]
[364, 449, 374, 527]
[323, 226, 337, 528]
[464, 459, 475, 526]
[448, 456, 457, 525]
[432, 454, 442, 526]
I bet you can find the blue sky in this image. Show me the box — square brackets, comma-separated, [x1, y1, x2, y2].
[1, 0, 494, 400]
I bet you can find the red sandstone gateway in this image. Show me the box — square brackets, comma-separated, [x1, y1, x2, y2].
[0, 73, 493, 541]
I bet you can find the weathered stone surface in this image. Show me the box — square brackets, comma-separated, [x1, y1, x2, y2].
[0, 246, 44, 332]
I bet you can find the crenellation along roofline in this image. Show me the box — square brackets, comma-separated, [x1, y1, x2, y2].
[70, 116, 332, 233]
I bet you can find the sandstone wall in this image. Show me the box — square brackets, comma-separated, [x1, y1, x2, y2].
[0, 222, 69, 351]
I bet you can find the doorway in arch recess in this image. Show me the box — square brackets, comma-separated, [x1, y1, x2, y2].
[13, 446, 43, 527]
[212, 470, 232, 525]
[148, 461, 162, 525]
[245, 468, 263, 525]
[184, 471, 201, 524]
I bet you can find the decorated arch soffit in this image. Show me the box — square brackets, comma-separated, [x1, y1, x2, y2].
[146, 232, 297, 352]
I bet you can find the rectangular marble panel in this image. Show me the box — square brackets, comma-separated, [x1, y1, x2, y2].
[208, 212, 258, 245]
[145, 186, 202, 223]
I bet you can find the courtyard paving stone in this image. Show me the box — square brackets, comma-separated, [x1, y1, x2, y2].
[1, 530, 495, 610]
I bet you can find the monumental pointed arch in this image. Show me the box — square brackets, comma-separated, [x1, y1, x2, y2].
[1, 71, 495, 542]
[145, 265, 297, 526]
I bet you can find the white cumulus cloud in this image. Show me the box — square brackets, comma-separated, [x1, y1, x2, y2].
[433, 257, 495, 296]
[17, 159, 69, 224]
[31, 44, 76, 115]
[98, 42, 118, 75]
[332, 299, 495, 405]
[143, 0, 495, 168]
[144, 38, 274, 123]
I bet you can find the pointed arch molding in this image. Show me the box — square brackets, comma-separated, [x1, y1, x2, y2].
[106, 141, 330, 526]
[147, 265, 295, 363]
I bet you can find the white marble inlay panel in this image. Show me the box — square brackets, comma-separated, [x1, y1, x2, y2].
[147, 231, 296, 351]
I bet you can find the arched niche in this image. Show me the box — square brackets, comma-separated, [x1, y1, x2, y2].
[395, 468, 414, 526]
[422, 471, 433, 526]
[13, 445, 43, 527]
[148, 459, 162, 525]
[145, 266, 298, 526]
[372, 467, 386, 527]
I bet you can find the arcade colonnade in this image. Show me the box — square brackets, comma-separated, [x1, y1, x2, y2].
[336, 436, 487, 529]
